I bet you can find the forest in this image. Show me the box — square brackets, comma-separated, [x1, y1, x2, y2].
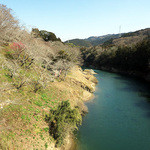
[81, 30, 150, 80]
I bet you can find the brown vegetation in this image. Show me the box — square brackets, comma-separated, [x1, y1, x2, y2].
[0, 4, 96, 150]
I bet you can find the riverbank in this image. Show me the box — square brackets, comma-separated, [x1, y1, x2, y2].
[86, 65, 150, 83]
[54, 66, 98, 150]
[0, 65, 97, 150]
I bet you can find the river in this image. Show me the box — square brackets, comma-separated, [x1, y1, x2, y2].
[76, 70, 150, 150]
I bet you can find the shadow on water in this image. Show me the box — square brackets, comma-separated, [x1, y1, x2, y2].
[113, 73, 146, 82]
[146, 112, 150, 118]
[134, 100, 150, 118]
[139, 92, 150, 101]
[118, 86, 150, 95]
[120, 82, 150, 99]
[113, 74, 150, 94]
[113, 73, 150, 118]
[119, 86, 142, 93]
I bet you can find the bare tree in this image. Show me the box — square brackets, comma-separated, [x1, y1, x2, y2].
[0, 4, 21, 44]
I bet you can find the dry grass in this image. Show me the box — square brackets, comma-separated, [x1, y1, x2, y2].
[0, 4, 95, 150]
[0, 50, 96, 149]
[113, 35, 147, 46]
[0, 78, 94, 150]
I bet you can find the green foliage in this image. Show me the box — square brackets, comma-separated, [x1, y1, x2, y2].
[56, 50, 71, 61]
[65, 39, 92, 47]
[82, 39, 150, 73]
[32, 80, 43, 93]
[4, 68, 14, 79]
[102, 38, 114, 47]
[43, 127, 49, 132]
[121, 32, 135, 37]
[34, 100, 43, 107]
[80, 46, 99, 66]
[46, 100, 82, 147]
[40, 30, 61, 42]
[113, 39, 150, 71]
[31, 28, 41, 38]
[31, 28, 61, 42]
[45, 142, 48, 149]
[4, 51, 14, 59]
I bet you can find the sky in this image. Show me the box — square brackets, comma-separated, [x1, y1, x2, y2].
[1, 0, 150, 41]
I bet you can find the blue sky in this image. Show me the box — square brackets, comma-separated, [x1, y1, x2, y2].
[1, 0, 150, 41]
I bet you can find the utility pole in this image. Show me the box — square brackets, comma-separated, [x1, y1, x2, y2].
[119, 25, 121, 37]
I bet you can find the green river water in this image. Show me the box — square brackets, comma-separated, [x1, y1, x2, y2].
[76, 70, 150, 150]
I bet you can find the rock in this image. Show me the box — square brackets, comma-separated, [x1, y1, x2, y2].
[83, 69, 97, 75]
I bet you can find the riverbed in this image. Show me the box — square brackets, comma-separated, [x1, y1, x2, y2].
[76, 70, 150, 150]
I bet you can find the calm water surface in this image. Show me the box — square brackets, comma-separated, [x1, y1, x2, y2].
[76, 70, 150, 150]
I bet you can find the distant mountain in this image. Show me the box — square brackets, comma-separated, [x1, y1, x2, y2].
[65, 28, 150, 47]
[84, 34, 123, 46]
[85, 34, 120, 41]
[65, 33, 123, 47]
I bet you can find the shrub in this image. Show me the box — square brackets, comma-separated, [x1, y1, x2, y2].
[31, 28, 41, 38]
[32, 80, 43, 93]
[46, 100, 82, 147]
[3, 42, 34, 68]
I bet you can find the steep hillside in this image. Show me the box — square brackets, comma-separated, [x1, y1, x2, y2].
[0, 47, 97, 149]
[81, 35, 150, 82]
[112, 28, 150, 46]
[64, 39, 92, 47]
[0, 4, 98, 150]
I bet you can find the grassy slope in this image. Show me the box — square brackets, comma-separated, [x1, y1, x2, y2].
[0, 44, 97, 149]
